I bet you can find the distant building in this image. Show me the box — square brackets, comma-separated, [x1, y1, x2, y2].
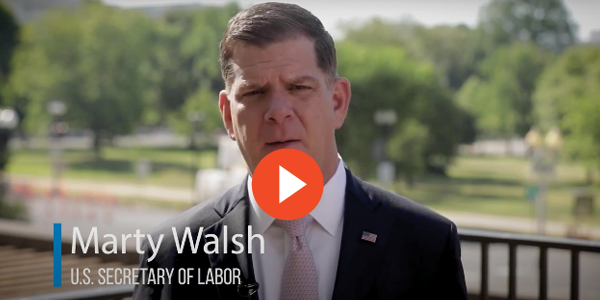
[0, 0, 203, 23]
[590, 30, 600, 45]
[0, 0, 81, 23]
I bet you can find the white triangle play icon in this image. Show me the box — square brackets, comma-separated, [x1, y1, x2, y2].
[279, 166, 306, 203]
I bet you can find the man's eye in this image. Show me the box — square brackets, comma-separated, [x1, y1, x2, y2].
[244, 90, 263, 96]
[292, 85, 310, 90]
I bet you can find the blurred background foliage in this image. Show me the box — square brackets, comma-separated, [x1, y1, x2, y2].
[0, 0, 599, 223]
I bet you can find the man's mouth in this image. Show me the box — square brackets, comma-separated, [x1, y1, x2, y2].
[266, 140, 300, 146]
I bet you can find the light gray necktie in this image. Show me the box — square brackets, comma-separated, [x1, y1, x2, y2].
[274, 215, 319, 300]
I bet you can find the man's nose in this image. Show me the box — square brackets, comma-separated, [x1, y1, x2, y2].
[264, 90, 293, 124]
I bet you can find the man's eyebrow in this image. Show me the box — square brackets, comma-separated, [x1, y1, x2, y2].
[235, 76, 320, 91]
[236, 81, 265, 91]
[288, 75, 320, 85]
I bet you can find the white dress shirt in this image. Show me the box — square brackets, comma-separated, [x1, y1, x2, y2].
[248, 155, 347, 300]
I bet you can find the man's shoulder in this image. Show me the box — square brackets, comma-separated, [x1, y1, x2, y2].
[353, 176, 454, 232]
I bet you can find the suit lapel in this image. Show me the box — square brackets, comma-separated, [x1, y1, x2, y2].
[203, 176, 260, 299]
[332, 169, 395, 300]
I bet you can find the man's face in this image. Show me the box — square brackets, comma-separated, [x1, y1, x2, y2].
[219, 36, 351, 178]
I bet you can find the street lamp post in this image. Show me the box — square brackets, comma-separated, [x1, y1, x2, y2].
[373, 109, 397, 189]
[0, 108, 20, 191]
[0, 108, 19, 165]
[0, 108, 19, 130]
[525, 126, 562, 235]
[47, 101, 67, 205]
[187, 111, 205, 201]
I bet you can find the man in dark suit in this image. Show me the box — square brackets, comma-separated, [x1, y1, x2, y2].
[133, 2, 468, 300]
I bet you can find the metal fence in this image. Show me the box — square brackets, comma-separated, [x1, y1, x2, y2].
[459, 228, 600, 300]
[6, 228, 600, 300]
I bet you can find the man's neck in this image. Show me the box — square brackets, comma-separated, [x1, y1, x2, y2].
[321, 153, 341, 186]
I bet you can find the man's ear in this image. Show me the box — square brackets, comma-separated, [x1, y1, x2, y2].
[219, 90, 236, 141]
[332, 77, 351, 129]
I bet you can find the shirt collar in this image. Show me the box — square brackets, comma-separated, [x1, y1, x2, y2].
[248, 154, 347, 236]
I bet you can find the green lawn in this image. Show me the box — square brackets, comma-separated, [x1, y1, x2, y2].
[393, 156, 600, 225]
[7, 147, 217, 188]
[6, 148, 600, 225]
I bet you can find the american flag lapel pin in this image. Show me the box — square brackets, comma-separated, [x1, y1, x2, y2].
[361, 231, 377, 243]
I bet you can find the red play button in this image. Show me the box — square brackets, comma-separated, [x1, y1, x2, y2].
[252, 149, 324, 220]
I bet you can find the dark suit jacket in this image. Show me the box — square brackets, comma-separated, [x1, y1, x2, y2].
[132, 168, 468, 300]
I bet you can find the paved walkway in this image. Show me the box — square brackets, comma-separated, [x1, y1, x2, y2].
[9, 174, 193, 203]
[8, 174, 600, 240]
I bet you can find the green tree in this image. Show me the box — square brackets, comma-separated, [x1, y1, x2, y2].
[146, 4, 239, 125]
[410, 24, 487, 91]
[0, 1, 21, 131]
[457, 42, 551, 139]
[478, 0, 578, 52]
[0, 1, 19, 162]
[340, 18, 483, 145]
[7, 1, 155, 156]
[142, 4, 239, 146]
[0, 2, 26, 220]
[336, 42, 463, 181]
[0, 2, 19, 91]
[166, 85, 223, 147]
[387, 119, 429, 187]
[339, 17, 417, 48]
[533, 46, 600, 182]
[416, 87, 464, 172]
[341, 18, 486, 90]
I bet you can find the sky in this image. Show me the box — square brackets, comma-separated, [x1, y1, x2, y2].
[103, 0, 600, 42]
